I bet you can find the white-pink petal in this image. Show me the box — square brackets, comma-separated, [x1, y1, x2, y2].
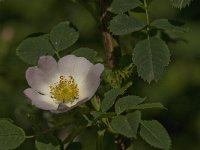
[24, 88, 58, 110]
[24, 55, 104, 113]
[38, 56, 58, 83]
[78, 63, 104, 101]
[58, 55, 93, 83]
[25, 67, 50, 94]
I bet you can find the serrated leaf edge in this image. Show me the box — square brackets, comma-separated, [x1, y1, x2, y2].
[140, 120, 171, 150]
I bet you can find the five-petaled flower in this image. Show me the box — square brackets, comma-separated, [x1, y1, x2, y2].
[24, 55, 104, 113]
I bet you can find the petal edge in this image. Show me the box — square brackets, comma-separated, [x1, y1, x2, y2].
[24, 88, 58, 110]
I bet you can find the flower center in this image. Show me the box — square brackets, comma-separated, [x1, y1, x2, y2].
[49, 75, 79, 103]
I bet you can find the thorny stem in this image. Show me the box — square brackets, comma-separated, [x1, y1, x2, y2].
[97, 0, 118, 69]
[144, 0, 150, 39]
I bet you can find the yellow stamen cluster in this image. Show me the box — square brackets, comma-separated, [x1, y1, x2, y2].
[50, 75, 79, 103]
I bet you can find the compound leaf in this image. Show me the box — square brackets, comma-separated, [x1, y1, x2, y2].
[133, 103, 166, 110]
[101, 88, 121, 112]
[140, 120, 171, 150]
[151, 19, 185, 32]
[132, 37, 170, 83]
[110, 0, 142, 14]
[109, 14, 145, 35]
[111, 111, 141, 138]
[0, 120, 25, 150]
[50, 21, 79, 51]
[16, 34, 54, 65]
[115, 95, 145, 114]
[72, 48, 97, 63]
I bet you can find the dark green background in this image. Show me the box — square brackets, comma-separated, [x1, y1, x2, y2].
[0, 0, 200, 149]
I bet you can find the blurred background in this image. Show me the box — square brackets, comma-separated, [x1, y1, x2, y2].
[0, 0, 200, 149]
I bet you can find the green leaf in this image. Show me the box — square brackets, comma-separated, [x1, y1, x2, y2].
[126, 111, 141, 138]
[111, 111, 141, 138]
[35, 141, 60, 150]
[110, 0, 142, 14]
[115, 95, 145, 114]
[71, 47, 97, 63]
[76, 127, 97, 150]
[133, 103, 166, 110]
[50, 21, 79, 51]
[16, 34, 54, 65]
[140, 120, 171, 150]
[101, 88, 121, 112]
[91, 96, 101, 111]
[0, 120, 25, 150]
[90, 111, 105, 119]
[132, 37, 170, 83]
[170, 0, 193, 9]
[109, 14, 145, 35]
[151, 19, 185, 32]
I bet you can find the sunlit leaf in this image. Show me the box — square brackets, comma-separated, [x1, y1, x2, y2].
[0, 120, 25, 150]
[109, 14, 145, 35]
[115, 95, 145, 114]
[16, 34, 54, 65]
[132, 37, 170, 83]
[50, 21, 79, 51]
[140, 120, 171, 150]
[110, 0, 142, 14]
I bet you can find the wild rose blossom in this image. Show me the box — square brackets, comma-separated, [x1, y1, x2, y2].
[24, 55, 104, 113]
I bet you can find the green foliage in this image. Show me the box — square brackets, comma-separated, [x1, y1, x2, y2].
[170, 0, 193, 9]
[151, 19, 185, 32]
[16, 34, 54, 64]
[109, 14, 145, 35]
[115, 95, 145, 114]
[0, 120, 25, 150]
[71, 47, 97, 63]
[133, 102, 166, 110]
[101, 88, 121, 112]
[50, 21, 79, 51]
[110, 111, 141, 138]
[110, 0, 142, 14]
[132, 37, 170, 83]
[11, 0, 195, 149]
[17, 21, 79, 64]
[104, 64, 133, 88]
[35, 141, 60, 150]
[75, 127, 97, 150]
[91, 96, 101, 111]
[140, 120, 171, 150]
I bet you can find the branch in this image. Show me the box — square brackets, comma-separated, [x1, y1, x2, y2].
[98, 0, 119, 69]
